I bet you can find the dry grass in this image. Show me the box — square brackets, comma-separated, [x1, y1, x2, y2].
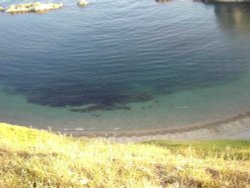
[0, 123, 249, 188]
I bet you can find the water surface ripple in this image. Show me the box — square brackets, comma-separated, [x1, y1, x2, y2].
[1, 0, 250, 131]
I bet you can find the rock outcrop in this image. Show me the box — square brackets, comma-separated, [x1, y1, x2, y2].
[6, 2, 63, 14]
[0, 6, 4, 12]
[77, 0, 88, 7]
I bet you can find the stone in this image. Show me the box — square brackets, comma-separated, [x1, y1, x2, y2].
[0, 6, 4, 12]
[77, 0, 88, 7]
[6, 2, 63, 14]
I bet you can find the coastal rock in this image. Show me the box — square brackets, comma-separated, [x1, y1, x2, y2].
[155, 0, 171, 3]
[200, 0, 250, 2]
[77, 0, 88, 7]
[6, 2, 63, 14]
[0, 6, 4, 12]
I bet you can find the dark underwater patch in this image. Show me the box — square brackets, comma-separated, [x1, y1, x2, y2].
[70, 104, 131, 113]
[23, 85, 153, 112]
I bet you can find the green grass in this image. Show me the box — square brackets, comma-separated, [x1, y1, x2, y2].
[144, 140, 250, 160]
[0, 123, 249, 188]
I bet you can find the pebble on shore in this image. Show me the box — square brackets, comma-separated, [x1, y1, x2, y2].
[77, 0, 88, 7]
[6, 2, 63, 14]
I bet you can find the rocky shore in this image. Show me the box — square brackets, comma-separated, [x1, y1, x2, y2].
[0, 0, 249, 15]
[0, 1, 88, 15]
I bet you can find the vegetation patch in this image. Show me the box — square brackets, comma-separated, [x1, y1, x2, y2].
[0, 123, 249, 187]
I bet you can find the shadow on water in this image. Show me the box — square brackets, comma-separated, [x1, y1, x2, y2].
[199, 2, 250, 34]
[213, 3, 250, 34]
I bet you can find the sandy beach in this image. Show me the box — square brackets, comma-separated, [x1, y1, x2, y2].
[55, 111, 250, 143]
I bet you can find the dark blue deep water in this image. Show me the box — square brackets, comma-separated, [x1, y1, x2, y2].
[1, 0, 250, 130]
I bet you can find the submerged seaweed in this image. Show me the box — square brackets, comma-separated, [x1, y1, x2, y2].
[70, 104, 131, 113]
[24, 86, 153, 112]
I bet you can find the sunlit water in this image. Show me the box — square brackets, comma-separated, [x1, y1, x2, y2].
[1, 0, 250, 132]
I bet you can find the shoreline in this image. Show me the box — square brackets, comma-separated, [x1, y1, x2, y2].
[52, 110, 250, 142]
[0, 110, 250, 143]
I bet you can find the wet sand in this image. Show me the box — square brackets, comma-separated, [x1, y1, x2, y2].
[56, 111, 250, 142]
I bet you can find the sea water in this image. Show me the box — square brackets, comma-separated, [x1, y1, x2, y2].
[1, 0, 250, 132]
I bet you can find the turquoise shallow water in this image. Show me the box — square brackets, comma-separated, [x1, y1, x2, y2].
[1, 0, 250, 131]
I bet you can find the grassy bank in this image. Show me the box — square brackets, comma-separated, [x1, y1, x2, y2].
[0, 123, 249, 188]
